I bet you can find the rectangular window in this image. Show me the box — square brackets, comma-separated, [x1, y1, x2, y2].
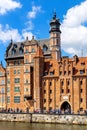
[14, 87, 20, 92]
[2, 80, 5, 84]
[44, 90, 46, 94]
[80, 98, 83, 102]
[1, 88, 4, 93]
[7, 87, 10, 92]
[14, 61, 16, 65]
[24, 88, 28, 92]
[44, 99, 46, 103]
[0, 72, 2, 76]
[50, 90, 52, 94]
[14, 96, 20, 103]
[2, 96, 4, 103]
[18, 70, 20, 74]
[7, 96, 10, 103]
[60, 71, 62, 75]
[14, 70, 16, 74]
[49, 99, 52, 103]
[7, 79, 10, 84]
[26, 68, 28, 73]
[14, 78, 20, 83]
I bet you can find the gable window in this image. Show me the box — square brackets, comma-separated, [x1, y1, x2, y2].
[43, 45, 48, 52]
[50, 71, 54, 75]
[44, 71, 48, 76]
[80, 70, 84, 74]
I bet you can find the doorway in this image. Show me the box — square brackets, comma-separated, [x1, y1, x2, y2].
[60, 101, 71, 114]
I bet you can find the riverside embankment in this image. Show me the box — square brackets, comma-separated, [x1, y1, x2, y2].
[0, 113, 87, 125]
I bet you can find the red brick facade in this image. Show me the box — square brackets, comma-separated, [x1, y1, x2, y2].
[2, 13, 87, 114]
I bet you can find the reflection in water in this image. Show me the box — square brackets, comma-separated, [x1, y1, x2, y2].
[0, 122, 87, 130]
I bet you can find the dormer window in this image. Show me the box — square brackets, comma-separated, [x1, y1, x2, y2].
[11, 49, 16, 55]
[14, 44, 17, 48]
[19, 48, 23, 54]
[43, 45, 48, 52]
[21, 43, 24, 48]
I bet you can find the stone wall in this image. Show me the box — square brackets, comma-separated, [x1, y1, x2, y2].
[0, 113, 87, 125]
[32, 114, 87, 125]
[0, 113, 32, 122]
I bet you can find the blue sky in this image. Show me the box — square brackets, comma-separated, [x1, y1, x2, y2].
[0, 0, 87, 66]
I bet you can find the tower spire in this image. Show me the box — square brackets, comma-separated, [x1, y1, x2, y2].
[49, 12, 61, 60]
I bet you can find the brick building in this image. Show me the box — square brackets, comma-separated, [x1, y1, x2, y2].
[3, 12, 87, 113]
[0, 62, 6, 110]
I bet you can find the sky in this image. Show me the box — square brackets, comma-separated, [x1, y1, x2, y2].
[0, 0, 87, 66]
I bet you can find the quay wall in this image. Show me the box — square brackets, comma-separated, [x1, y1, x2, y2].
[0, 113, 87, 125]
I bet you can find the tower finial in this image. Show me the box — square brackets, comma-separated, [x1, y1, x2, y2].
[53, 11, 56, 19]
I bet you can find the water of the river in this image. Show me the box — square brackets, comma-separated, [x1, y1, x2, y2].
[0, 122, 87, 130]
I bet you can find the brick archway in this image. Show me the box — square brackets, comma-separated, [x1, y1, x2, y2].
[60, 101, 71, 113]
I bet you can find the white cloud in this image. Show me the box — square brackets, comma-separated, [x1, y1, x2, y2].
[0, 24, 34, 44]
[27, 5, 41, 19]
[22, 30, 33, 40]
[0, 24, 22, 43]
[24, 21, 34, 31]
[61, 0, 87, 56]
[0, 0, 22, 15]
